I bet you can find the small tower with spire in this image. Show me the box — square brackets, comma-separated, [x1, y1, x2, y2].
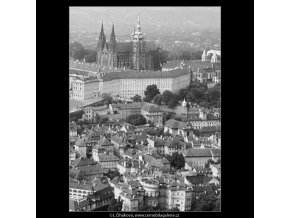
[211, 52, 218, 63]
[202, 49, 207, 62]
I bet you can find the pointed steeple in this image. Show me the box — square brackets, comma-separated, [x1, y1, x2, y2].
[202, 49, 207, 62]
[110, 22, 117, 52]
[99, 22, 106, 41]
[97, 22, 106, 51]
[110, 22, 116, 42]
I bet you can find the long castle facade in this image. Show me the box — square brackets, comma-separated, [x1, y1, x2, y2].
[96, 18, 161, 71]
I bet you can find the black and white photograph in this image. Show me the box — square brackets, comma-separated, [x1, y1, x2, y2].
[69, 7, 221, 212]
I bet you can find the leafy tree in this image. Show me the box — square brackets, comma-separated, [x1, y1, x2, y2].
[84, 50, 97, 63]
[103, 94, 113, 105]
[192, 193, 218, 211]
[159, 48, 169, 65]
[132, 94, 142, 102]
[170, 152, 179, 168]
[126, 114, 146, 126]
[143, 95, 152, 103]
[167, 99, 178, 109]
[76, 171, 86, 181]
[153, 94, 163, 105]
[176, 153, 185, 169]
[162, 90, 173, 105]
[144, 85, 160, 102]
[70, 110, 84, 122]
[170, 152, 185, 170]
[69, 41, 86, 60]
[162, 113, 173, 124]
[177, 88, 189, 101]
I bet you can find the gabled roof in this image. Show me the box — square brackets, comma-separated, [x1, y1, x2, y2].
[69, 180, 109, 191]
[184, 148, 212, 157]
[116, 42, 132, 53]
[102, 68, 190, 81]
[78, 164, 103, 175]
[165, 119, 186, 129]
[98, 153, 120, 162]
[72, 157, 96, 168]
[69, 198, 90, 211]
[141, 103, 163, 113]
[199, 126, 221, 133]
[98, 138, 114, 147]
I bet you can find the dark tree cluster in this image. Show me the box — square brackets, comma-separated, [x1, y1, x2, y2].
[176, 82, 221, 108]
[143, 85, 179, 109]
[170, 152, 185, 170]
[69, 41, 100, 63]
[132, 94, 142, 102]
[191, 192, 220, 211]
[126, 114, 146, 126]
[167, 49, 203, 61]
[70, 110, 84, 122]
[144, 84, 161, 102]
[84, 50, 97, 63]
[145, 127, 164, 137]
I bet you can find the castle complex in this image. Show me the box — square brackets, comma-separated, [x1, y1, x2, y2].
[96, 18, 161, 71]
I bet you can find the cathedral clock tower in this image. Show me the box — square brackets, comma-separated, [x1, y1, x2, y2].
[131, 17, 146, 70]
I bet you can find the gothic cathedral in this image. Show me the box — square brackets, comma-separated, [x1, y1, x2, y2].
[96, 18, 161, 71]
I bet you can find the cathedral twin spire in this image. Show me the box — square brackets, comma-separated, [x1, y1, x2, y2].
[97, 22, 116, 51]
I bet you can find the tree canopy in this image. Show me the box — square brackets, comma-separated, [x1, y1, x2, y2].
[84, 50, 97, 63]
[170, 152, 185, 169]
[126, 114, 146, 126]
[144, 84, 160, 102]
[132, 94, 142, 102]
[153, 94, 163, 105]
[69, 41, 86, 60]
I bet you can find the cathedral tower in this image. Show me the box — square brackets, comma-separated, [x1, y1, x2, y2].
[131, 17, 147, 70]
[97, 22, 107, 51]
[96, 22, 109, 66]
[109, 22, 117, 67]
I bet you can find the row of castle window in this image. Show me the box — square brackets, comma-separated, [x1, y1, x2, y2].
[72, 94, 83, 98]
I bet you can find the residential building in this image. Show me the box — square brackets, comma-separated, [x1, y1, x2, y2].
[182, 148, 213, 168]
[141, 103, 164, 124]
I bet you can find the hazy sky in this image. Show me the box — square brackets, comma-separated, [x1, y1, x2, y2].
[70, 7, 220, 33]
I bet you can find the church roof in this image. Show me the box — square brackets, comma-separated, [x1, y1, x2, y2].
[116, 42, 132, 53]
[102, 68, 190, 81]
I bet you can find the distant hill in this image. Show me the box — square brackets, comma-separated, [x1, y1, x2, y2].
[69, 7, 220, 35]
